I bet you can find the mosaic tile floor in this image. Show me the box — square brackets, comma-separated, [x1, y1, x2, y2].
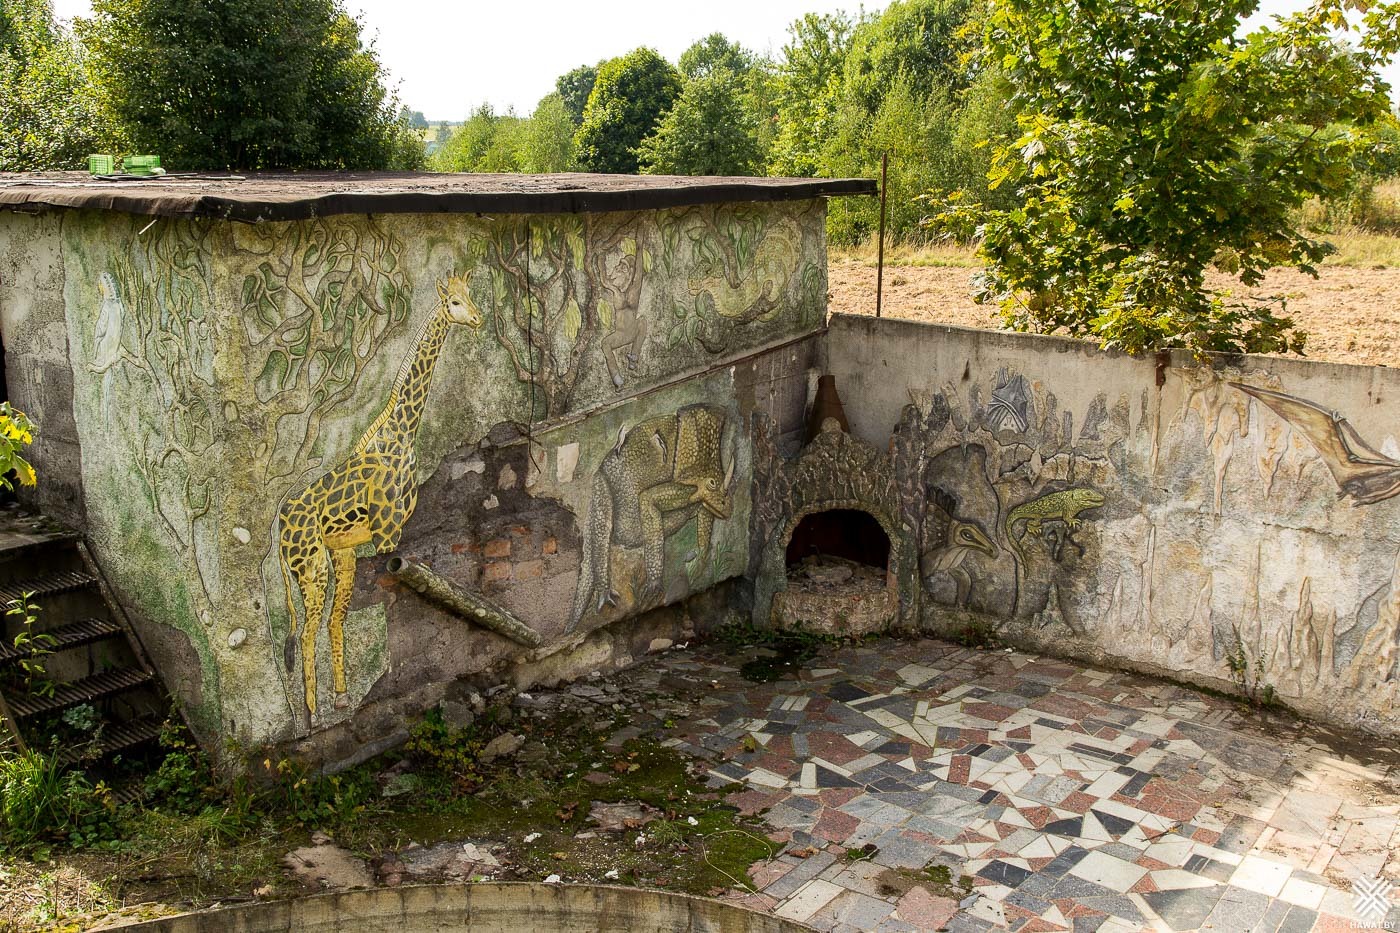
[632, 638, 1400, 932]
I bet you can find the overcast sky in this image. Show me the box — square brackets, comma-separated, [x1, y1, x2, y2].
[50, 0, 1400, 122]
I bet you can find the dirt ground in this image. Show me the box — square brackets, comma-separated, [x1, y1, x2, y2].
[829, 258, 1400, 368]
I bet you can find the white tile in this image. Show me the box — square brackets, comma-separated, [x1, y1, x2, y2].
[1085, 771, 1132, 799]
[748, 768, 789, 789]
[799, 763, 816, 789]
[1149, 869, 1217, 891]
[1278, 875, 1327, 910]
[1069, 850, 1148, 892]
[775, 879, 844, 921]
[1229, 855, 1293, 897]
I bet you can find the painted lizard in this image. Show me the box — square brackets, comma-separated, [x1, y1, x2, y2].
[1003, 488, 1105, 562]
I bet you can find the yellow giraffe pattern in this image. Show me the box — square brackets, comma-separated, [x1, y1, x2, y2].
[278, 275, 484, 716]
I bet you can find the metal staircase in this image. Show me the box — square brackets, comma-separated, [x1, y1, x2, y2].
[0, 511, 168, 782]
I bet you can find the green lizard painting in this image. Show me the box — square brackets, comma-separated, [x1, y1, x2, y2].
[1003, 488, 1105, 563]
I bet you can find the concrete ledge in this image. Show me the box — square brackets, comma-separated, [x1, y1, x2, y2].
[97, 882, 807, 932]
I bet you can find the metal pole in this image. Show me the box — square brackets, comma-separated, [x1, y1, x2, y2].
[876, 152, 889, 319]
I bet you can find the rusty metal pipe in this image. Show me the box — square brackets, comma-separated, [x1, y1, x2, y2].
[386, 556, 541, 648]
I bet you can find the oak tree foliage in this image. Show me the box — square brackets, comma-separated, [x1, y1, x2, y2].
[79, 0, 423, 171]
[933, 0, 1400, 356]
[574, 47, 682, 174]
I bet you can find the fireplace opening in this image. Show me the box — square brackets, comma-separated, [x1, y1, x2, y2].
[785, 508, 890, 570]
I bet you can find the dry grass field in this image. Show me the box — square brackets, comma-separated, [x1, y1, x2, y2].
[830, 185, 1400, 368]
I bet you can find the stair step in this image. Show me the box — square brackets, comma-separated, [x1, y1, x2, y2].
[57, 716, 162, 766]
[9, 667, 153, 718]
[0, 617, 123, 664]
[0, 569, 97, 604]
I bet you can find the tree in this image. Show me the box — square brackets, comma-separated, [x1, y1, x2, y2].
[769, 12, 856, 176]
[398, 107, 428, 129]
[556, 63, 598, 126]
[934, 0, 1400, 356]
[574, 48, 681, 174]
[678, 32, 754, 80]
[843, 0, 974, 112]
[80, 0, 422, 171]
[639, 68, 763, 176]
[430, 104, 515, 172]
[0, 0, 110, 171]
[518, 92, 578, 173]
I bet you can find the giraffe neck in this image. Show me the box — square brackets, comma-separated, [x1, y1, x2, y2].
[358, 307, 452, 453]
[386, 309, 452, 442]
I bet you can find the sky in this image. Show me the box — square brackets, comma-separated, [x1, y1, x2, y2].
[50, 0, 1400, 122]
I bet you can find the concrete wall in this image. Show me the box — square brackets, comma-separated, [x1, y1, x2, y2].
[110, 882, 808, 932]
[0, 212, 85, 521]
[0, 201, 825, 762]
[824, 313, 1400, 738]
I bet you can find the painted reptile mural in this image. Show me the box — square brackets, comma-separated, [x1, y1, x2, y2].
[570, 404, 736, 632]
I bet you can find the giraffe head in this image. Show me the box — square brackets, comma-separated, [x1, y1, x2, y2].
[437, 274, 484, 328]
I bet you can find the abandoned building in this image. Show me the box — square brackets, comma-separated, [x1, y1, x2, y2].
[0, 171, 1397, 776]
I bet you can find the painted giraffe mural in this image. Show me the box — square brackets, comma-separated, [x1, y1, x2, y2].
[277, 275, 485, 716]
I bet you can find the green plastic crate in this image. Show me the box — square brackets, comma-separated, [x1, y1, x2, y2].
[122, 154, 161, 176]
[88, 154, 116, 175]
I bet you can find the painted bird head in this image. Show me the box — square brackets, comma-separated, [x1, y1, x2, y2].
[437, 274, 484, 327]
[950, 519, 998, 558]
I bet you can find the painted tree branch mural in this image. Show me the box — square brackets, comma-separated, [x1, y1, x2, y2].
[235, 217, 413, 484]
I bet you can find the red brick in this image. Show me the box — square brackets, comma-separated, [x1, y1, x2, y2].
[483, 538, 511, 558]
[483, 562, 511, 582]
[542, 536, 558, 555]
[509, 524, 531, 537]
[515, 560, 544, 580]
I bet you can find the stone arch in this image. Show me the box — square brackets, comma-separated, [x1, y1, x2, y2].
[751, 421, 919, 630]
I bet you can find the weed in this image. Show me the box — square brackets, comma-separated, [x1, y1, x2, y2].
[1226, 636, 1279, 709]
[715, 619, 840, 683]
[0, 747, 116, 849]
[5, 592, 55, 699]
[949, 618, 998, 649]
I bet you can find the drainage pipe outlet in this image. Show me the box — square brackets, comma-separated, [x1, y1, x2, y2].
[386, 556, 542, 648]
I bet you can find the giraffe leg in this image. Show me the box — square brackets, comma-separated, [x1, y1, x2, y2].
[297, 550, 329, 717]
[328, 546, 357, 709]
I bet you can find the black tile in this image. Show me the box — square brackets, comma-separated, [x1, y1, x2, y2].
[1044, 817, 1084, 837]
[1041, 845, 1090, 879]
[815, 766, 856, 788]
[1090, 808, 1135, 837]
[977, 859, 1032, 888]
[1120, 771, 1152, 797]
[1182, 853, 1236, 883]
[827, 681, 871, 703]
[1142, 886, 1226, 931]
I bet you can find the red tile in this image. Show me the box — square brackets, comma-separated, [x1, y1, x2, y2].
[1129, 875, 1159, 894]
[948, 754, 971, 784]
[812, 808, 861, 843]
[818, 787, 862, 808]
[1019, 806, 1054, 829]
[1060, 791, 1096, 814]
[807, 732, 866, 765]
[964, 702, 1017, 722]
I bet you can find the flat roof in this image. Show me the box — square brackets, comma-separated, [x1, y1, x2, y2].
[0, 171, 876, 223]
